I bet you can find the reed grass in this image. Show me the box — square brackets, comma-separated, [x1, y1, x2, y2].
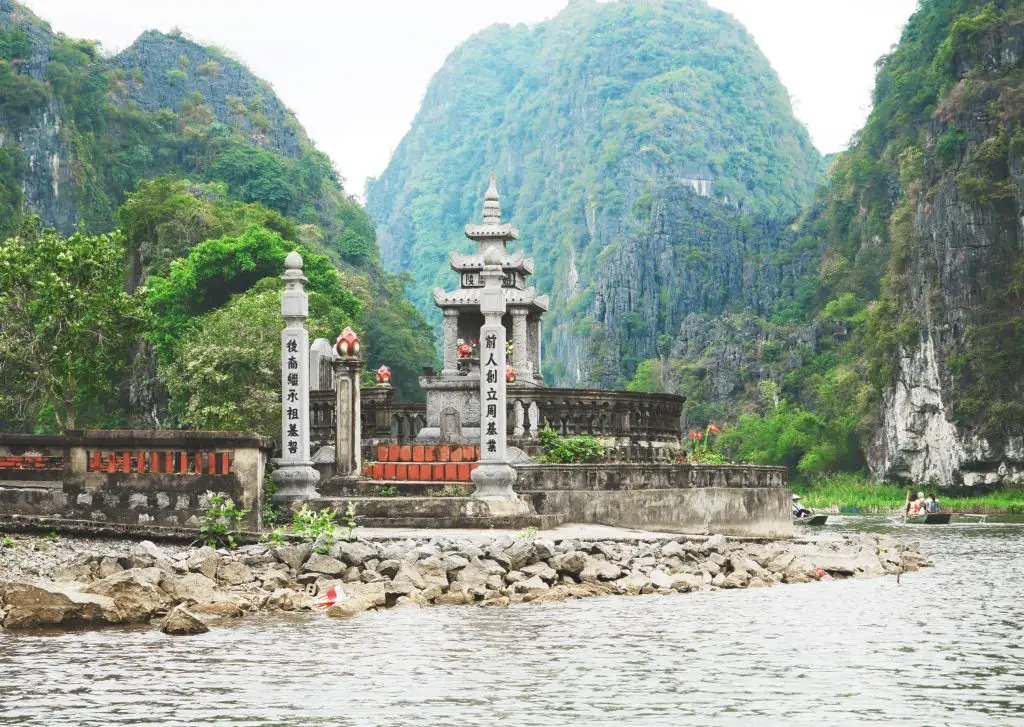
[792, 472, 1024, 513]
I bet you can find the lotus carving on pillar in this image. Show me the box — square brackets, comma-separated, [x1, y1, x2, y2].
[335, 326, 360, 356]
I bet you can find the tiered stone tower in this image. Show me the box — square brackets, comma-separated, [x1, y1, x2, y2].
[418, 176, 549, 442]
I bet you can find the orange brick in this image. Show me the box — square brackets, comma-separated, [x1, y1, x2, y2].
[399, 445, 412, 462]
[194, 453, 202, 475]
[208, 453, 217, 473]
[445, 463, 457, 481]
[388, 444, 400, 462]
[425, 446, 436, 462]
[412, 445, 425, 462]
[460, 446, 473, 461]
[165, 452, 175, 474]
[438, 445, 450, 462]
[451, 447, 463, 463]
[396, 464, 408, 480]
[433, 463, 445, 480]
[221, 453, 232, 475]
[420, 464, 432, 481]
[377, 444, 389, 462]
[373, 463, 385, 480]
[408, 464, 420, 480]
[150, 452, 160, 474]
[383, 463, 396, 480]
[470, 462, 479, 472]
[457, 463, 471, 481]
[89, 451, 102, 472]
[135, 452, 145, 473]
[106, 454, 116, 474]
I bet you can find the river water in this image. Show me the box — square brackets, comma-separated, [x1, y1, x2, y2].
[1, 516, 1022, 726]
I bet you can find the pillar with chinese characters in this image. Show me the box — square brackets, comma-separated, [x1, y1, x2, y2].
[270, 251, 320, 502]
[470, 247, 521, 502]
[332, 327, 362, 478]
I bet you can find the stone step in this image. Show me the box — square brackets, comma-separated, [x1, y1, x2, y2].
[306, 496, 544, 531]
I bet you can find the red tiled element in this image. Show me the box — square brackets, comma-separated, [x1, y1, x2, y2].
[395, 464, 408, 480]
[412, 445, 425, 462]
[194, 453, 202, 475]
[165, 452, 174, 474]
[425, 446, 436, 462]
[373, 463, 385, 480]
[388, 444, 400, 462]
[444, 463, 457, 481]
[420, 464, 432, 481]
[438, 445, 450, 462]
[89, 451, 102, 472]
[150, 452, 161, 474]
[399, 445, 412, 462]
[433, 464, 445, 480]
[383, 463, 396, 480]
[377, 444, 389, 462]
[470, 462, 480, 472]
[135, 452, 145, 473]
[461, 446, 474, 461]
[208, 453, 217, 474]
[221, 452, 232, 475]
[119, 452, 130, 473]
[408, 464, 420, 480]
[457, 463, 471, 481]
[106, 454, 116, 474]
[450, 447, 463, 463]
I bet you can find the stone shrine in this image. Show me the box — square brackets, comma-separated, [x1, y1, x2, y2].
[419, 176, 548, 443]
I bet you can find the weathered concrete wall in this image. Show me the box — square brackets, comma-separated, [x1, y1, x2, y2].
[515, 463, 791, 538]
[0, 430, 273, 528]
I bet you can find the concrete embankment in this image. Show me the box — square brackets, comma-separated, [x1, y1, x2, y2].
[0, 530, 931, 632]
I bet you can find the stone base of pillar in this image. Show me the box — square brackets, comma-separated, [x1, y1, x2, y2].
[470, 462, 529, 510]
[270, 459, 321, 502]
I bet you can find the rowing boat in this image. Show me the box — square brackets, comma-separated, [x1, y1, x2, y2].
[905, 513, 952, 525]
[795, 514, 829, 526]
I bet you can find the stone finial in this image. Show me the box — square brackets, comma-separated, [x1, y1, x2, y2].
[375, 365, 392, 384]
[285, 250, 303, 270]
[335, 326, 360, 357]
[482, 174, 501, 226]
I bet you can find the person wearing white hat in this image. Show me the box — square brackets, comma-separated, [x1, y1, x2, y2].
[792, 493, 812, 518]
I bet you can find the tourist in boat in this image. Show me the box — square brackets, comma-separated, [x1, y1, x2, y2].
[924, 492, 940, 514]
[792, 494, 812, 518]
[906, 490, 921, 517]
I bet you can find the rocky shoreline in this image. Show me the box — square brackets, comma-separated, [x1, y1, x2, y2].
[0, 532, 932, 633]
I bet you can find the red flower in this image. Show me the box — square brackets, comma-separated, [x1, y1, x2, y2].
[709, 423, 720, 434]
[689, 430, 698, 440]
[696, 432, 704, 440]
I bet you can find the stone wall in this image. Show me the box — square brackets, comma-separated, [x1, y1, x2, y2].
[515, 463, 791, 538]
[0, 431, 273, 529]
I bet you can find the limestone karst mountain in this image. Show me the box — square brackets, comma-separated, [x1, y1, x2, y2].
[0, 0, 434, 419]
[366, 0, 823, 386]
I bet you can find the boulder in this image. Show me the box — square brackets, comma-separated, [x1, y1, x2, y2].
[83, 567, 170, 623]
[513, 575, 549, 593]
[216, 561, 256, 586]
[703, 534, 730, 554]
[503, 540, 535, 570]
[160, 605, 209, 635]
[96, 556, 124, 579]
[521, 562, 557, 582]
[377, 559, 401, 578]
[579, 556, 621, 583]
[334, 541, 378, 566]
[273, 543, 312, 571]
[415, 556, 450, 591]
[267, 588, 315, 611]
[0, 581, 118, 629]
[615, 571, 650, 595]
[259, 570, 291, 591]
[532, 539, 556, 560]
[549, 551, 586, 577]
[159, 573, 220, 604]
[480, 559, 507, 576]
[188, 547, 221, 579]
[453, 559, 491, 590]
[53, 563, 96, 583]
[660, 541, 685, 559]
[767, 552, 795, 573]
[303, 554, 345, 576]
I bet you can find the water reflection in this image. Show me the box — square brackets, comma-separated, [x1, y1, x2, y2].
[1, 516, 1022, 726]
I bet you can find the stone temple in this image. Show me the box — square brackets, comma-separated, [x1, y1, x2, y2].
[418, 176, 549, 443]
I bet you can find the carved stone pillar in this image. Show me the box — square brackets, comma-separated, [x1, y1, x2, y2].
[442, 308, 459, 376]
[332, 353, 362, 477]
[511, 307, 531, 377]
[532, 318, 542, 379]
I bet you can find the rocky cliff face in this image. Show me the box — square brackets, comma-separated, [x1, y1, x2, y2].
[866, 12, 1024, 486]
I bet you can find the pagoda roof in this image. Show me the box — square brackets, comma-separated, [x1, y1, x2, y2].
[450, 250, 534, 275]
[433, 286, 549, 312]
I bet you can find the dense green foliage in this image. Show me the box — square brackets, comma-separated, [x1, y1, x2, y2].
[0, 219, 146, 431]
[0, 4, 435, 433]
[536, 426, 605, 464]
[368, 0, 821, 356]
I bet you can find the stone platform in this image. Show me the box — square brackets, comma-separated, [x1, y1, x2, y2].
[304, 492, 544, 530]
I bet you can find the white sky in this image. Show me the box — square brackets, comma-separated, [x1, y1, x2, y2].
[23, 0, 918, 198]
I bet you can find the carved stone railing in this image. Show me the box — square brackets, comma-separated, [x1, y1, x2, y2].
[505, 387, 683, 441]
[310, 388, 425, 451]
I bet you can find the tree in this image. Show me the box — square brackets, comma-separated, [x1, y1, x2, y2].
[0, 219, 146, 431]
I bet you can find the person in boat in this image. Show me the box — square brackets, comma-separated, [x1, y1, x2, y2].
[792, 494, 812, 518]
[906, 490, 922, 517]
[924, 492, 940, 514]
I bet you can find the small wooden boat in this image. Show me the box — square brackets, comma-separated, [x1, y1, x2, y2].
[905, 512, 952, 525]
[795, 514, 829, 526]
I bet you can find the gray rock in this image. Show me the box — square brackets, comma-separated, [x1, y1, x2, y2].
[549, 551, 586, 576]
[703, 534, 729, 554]
[0, 580, 119, 629]
[521, 562, 557, 582]
[415, 556, 450, 590]
[533, 539, 556, 560]
[453, 559, 491, 590]
[660, 541, 685, 558]
[504, 540, 535, 570]
[513, 575, 549, 593]
[360, 570, 386, 583]
[579, 555, 622, 583]
[267, 588, 315, 611]
[303, 554, 345, 576]
[334, 541, 377, 566]
[273, 543, 312, 571]
[377, 559, 401, 578]
[615, 571, 650, 595]
[159, 573, 220, 604]
[160, 605, 209, 635]
[84, 567, 170, 623]
[216, 561, 255, 586]
[480, 558, 508, 576]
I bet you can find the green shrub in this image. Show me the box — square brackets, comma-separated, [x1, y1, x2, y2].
[537, 426, 604, 463]
[199, 491, 250, 549]
[292, 507, 337, 553]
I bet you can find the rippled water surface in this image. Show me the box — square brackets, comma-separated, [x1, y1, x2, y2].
[2, 517, 1023, 726]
